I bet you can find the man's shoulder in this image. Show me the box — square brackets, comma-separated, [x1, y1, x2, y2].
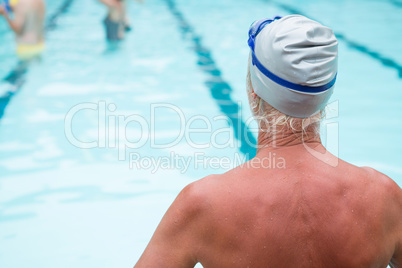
[360, 166, 401, 191]
[359, 166, 402, 209]
[165, 175, 223, 238]
[179, 174, 222, 202]
[175, 175, 221, 211]
[176, 172, 238, 218]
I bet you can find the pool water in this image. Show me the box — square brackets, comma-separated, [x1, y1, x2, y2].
[0, 0, 401, 267]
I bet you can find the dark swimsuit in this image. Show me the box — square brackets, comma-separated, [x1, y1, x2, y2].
[103, 16, 123, 41]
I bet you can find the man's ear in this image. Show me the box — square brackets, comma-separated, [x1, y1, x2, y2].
[249, 81, 257, 97]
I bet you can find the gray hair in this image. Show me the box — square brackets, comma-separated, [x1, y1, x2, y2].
[246, 68, 324, 137]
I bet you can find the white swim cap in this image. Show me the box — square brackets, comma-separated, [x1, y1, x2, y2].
[248, 15, 338, 118]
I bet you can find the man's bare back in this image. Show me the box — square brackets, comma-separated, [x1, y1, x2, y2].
[136, 144, 402, 268]
[134, 15, 402, 268]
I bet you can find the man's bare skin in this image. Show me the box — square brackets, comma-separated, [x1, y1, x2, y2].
[0, 0, 45, 45]
[135, 14, 402, 268]
[135, 125, 402, 267]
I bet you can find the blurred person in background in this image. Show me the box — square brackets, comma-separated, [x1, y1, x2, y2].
[0, 0, 45, 62]
[0, 0, 45, 99]
[98, 0, 143, 41]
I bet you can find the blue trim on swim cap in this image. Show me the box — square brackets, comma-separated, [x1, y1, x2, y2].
[251, 52, 337, 93]
[248, 16, 337, 94]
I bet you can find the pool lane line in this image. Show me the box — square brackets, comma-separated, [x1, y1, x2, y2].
[163, 0, 257, 160]
[0, 0, 75, 120]
[45, 0, 74, 31]
[269, 1, 402, 79]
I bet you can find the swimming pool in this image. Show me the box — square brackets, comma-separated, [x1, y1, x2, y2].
[0, 0, 401, 267]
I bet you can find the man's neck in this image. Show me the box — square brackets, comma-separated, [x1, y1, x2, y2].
[256, 124, 322, 153]
[253, 124, 340, 167]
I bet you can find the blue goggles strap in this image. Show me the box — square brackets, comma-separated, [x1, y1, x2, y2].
[248, 17, 282, 52]
[248, 16, 337, 94]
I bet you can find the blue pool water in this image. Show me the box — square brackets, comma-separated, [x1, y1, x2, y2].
[0, 0, 401, 267]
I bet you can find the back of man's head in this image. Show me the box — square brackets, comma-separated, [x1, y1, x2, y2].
[247, 15, 338, 133]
